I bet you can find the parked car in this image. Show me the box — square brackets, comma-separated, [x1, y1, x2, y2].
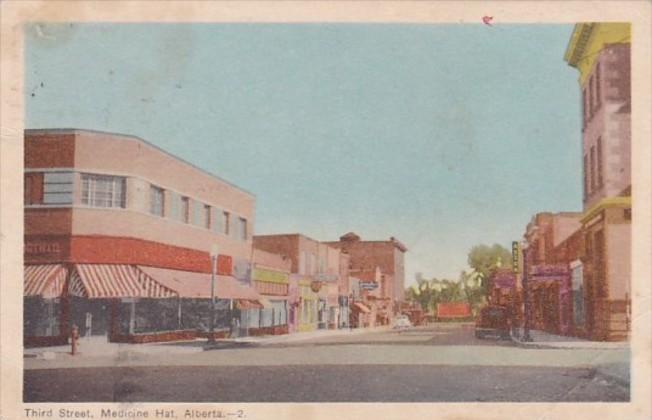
[393, 315, 413, 330]
[475, 305, 510, 340]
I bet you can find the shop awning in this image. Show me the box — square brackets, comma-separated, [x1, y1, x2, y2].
[24, 264, 67, 299]
[138, 266, 263, 301]
[69, 264, 178, 299]
[236, 299, 264, 310]
[351, 302, 371, 313]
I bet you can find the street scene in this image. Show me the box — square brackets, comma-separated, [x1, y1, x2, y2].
[24, 323, 628, 402]
[19, 20, 633, 405]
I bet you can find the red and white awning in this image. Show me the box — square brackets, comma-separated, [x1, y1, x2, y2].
[24, 264, 67, 299]
[69, 264, 178, 299]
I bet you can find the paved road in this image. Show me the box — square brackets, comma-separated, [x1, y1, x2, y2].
[23, 323, 629, 402]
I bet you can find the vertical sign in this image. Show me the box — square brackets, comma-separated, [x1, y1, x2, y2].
[511, 241, 520, 273]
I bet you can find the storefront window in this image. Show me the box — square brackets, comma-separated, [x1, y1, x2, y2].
[23, 297, 61, 337]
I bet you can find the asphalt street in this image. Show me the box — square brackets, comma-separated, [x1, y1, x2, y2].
[23, 323, 629, 402]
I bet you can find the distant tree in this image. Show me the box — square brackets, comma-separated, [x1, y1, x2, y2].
[467, 244, 511, 293]
[459, 270, 486, 315]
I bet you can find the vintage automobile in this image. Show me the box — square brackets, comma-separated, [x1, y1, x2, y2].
[474, 305, 511, 340]
[392, 315, 413, 330]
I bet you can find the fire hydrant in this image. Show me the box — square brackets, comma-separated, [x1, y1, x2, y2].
[70, 324, 79, 356]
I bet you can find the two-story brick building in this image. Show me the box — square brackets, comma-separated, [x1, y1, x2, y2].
[326, 232, 407, 321]
[24, 128, 261, 346]
[252, 234, 342, 332]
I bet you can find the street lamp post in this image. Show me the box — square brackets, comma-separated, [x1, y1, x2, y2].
[521, 242, 532, 342]
[208, 244, 219, 344]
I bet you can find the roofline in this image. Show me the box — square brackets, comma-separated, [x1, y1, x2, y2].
[325, 239, 408, 252]
[25, 128, 256, 198]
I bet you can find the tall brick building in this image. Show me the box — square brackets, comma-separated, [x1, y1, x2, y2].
[564, 23, 631, 340]
[326, 232, 407, 317]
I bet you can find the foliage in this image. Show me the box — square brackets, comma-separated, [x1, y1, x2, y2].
[405, 273, 485, 315]
[467, 243, 512, 293]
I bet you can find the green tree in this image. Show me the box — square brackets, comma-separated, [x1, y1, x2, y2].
[467, 243, 511, 293]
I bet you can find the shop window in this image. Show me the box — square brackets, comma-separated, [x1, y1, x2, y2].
[149, 185, 165, 217]
[624, 208, 632, 221]
[43, 172, 74, 204]
[81, 173, 125, 208]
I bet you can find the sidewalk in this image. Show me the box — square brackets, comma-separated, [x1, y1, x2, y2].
[24, 326, 392, 361]
[510, 328, 629, 350]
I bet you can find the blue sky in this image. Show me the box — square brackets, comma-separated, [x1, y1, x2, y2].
[26, 23, 583, 284]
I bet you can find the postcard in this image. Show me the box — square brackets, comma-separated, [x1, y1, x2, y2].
[1, 1, 650, 420]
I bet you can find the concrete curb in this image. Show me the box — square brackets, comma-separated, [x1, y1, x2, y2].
[509, 332, 629, 350]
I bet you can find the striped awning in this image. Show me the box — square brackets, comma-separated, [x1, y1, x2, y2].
[69, 264, 178, 299]
[24, 264, 67, 299]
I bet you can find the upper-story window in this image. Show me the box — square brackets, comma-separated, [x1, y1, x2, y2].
[204, 205, 211, 229]
[223, 211, 230, 235]
[42, 172, 74, 205]
[149, 185, 164, 217]
[596, 137, 603, 188]
[81, 173, 125, 208]
[595, 62, 602, 110]
[238, 217, 248, 241]
[583, 154, 589, 201]
[181, 196, 190, 223]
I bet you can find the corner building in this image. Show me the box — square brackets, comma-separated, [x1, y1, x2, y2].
[24, 129, 260, 346]
[564, 23, 631, 340]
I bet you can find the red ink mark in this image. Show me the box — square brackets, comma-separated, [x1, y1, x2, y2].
[482, 16, 493, 26]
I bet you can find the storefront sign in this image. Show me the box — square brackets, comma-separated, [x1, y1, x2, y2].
[360, 281, 378, 290]
[253, 268, 288, 284]
[530, 264, 569, 277]
[25, 241, 62, 256]
[511, 241, 520, 273]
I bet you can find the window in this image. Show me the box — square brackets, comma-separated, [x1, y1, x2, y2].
[595, 62, 601, 109]
[238, 217, 248, 241]
[588, 76, 594, 116]
[582, 89, 588, 128]
[149, 185, 164, 217]
[42, 172, 74, 204]
[81, 174, 125, 208]
[24, 172, 44, 205]
[204, 205, 211, 229]
[596, 137, 603, 188]
[223, 211, 230, 235]
[181, 197, 190, 223]
[583, 154, 588, 200]
[589, 146, 596, 192]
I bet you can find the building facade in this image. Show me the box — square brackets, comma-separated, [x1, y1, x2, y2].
[564, 23, 632, 341]
[326, 232, 407, 320]
[522, 212, 582, 336]
[24, 128, 261, 346]
[252, 234, 342, 332]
